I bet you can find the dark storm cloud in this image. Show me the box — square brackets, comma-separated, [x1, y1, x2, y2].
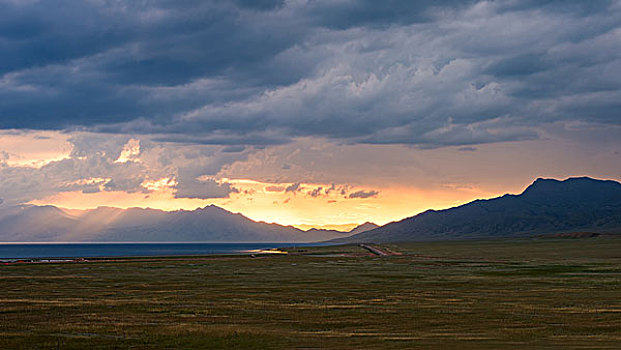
[303, 0, 467, 29]
[285, 183, 301, 193]
[173, 177, 238, 200]
[347, 190, 379, 199]
[307, 186, 323, 198]
[1, 0, 620, 147]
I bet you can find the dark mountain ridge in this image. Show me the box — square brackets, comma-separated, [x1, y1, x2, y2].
[335, 177, 621, 243]
[0, 204, 373, 243]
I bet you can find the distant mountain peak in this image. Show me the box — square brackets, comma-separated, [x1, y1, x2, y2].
[528, 176, 617, 188]
[349, 222, 379, 234]
[521, 176, 621, 203]
[197, 204, 227, 212]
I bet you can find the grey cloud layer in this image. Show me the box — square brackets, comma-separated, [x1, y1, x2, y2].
[0, 133, 247, 205]
[1, 0, 620, 147]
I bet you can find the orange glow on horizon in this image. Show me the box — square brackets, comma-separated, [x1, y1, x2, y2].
[28, 177, 499, 229]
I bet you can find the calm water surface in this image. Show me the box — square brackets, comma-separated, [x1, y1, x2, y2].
[0, 242, 316, 259]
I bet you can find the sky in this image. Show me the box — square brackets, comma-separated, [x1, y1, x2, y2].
[1, 0, 620, 229]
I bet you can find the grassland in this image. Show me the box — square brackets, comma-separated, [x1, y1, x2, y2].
[1, 238, 620, 349]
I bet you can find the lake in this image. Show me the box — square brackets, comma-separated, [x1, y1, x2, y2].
[0, 242, 316, 259]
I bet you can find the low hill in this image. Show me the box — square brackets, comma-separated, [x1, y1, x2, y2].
[304, 222, 379, 236]
[348, 222, 380, 234]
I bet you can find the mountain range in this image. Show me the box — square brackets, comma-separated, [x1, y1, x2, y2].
[0, 177, 619, 243]
[334, 177, 621, 243]
[0, 204, 374, 242]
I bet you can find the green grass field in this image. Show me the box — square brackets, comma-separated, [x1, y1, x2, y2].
[1, 238, 620, 349]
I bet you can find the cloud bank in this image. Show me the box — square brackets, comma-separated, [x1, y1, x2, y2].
[1, 0, 620, 147]
[0, 132, 248, 205]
